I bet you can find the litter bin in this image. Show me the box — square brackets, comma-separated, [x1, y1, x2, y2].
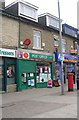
[68, 73, 74, 91]
[77, 79, 79, 90]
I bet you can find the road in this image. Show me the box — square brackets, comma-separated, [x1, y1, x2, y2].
[0, 84, 77, 119]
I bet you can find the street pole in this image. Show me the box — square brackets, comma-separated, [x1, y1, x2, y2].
[77, 31, 79, 90]
[58, 0, 64, 94]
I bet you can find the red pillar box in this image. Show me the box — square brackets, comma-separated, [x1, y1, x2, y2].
[68, 73, 74, 91]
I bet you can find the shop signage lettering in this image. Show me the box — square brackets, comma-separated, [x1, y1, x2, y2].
[56, 53, 77, 63]
[0, 48, 17, 58]
[30, 53, 53, 60]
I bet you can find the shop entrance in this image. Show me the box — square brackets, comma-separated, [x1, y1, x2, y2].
[7, 64, 15, 85]
[4, 58, 16, 92]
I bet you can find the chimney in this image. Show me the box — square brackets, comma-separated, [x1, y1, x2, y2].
[0, 0, 5, 9]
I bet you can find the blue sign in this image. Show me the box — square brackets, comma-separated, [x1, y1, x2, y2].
[54, 52, 77, 63]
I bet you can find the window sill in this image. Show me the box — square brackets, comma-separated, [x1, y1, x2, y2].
[32, 47, 44, 50]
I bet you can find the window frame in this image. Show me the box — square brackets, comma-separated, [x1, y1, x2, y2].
[33, 30, 42, 50]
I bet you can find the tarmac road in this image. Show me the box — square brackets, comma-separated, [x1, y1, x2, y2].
[1, 84, 77, 119]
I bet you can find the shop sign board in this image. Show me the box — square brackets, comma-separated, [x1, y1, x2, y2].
[54, 52, 77, 63]
[29, 53, 53, 61]
[0, 48, 17, 58]
[18, 51, 53, 61]
[63, 54, 77, 63]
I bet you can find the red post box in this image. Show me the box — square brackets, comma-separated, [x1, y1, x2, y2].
[68, 73, 74, 91]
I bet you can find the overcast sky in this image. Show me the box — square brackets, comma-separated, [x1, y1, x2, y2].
[5, 0, 79, 28]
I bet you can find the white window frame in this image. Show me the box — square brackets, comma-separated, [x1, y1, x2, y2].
[33, 31, 41, 49]
[62, 39, 66, 53]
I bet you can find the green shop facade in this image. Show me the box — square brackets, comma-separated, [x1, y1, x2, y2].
[0, 48, 54, 92]
[0, 48, 17, 92]
[17, 49, 54, 91]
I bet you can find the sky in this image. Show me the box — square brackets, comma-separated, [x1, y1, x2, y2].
[5, 0, 79, 28]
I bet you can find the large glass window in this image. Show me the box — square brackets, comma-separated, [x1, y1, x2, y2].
[49, 17, 59, 29]
[20, 3, 37, 20]
[33, 31, 41, 49]
[36, 63, 51, 83]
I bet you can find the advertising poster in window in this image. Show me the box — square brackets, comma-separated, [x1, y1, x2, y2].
[44, 74, 48, 82]
[7, 65, 15, 78]
[28, 79, 35, 86]
[30, 79, 34, 86]
[28, 80, 31, 86]
[40, 73, 45, 82]
[37, 76, 40, 83]
[48, 74, 51, 80]
[22, 73, 26, 83]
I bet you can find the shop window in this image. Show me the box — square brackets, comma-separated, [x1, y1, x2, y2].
[36, 63, 51, 83]
[22, 73, 26, 84]
[62, 39, 66, 53]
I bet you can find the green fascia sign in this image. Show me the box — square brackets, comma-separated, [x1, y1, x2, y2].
[0, 50, 14, 56]
[29, 53, 53, 61]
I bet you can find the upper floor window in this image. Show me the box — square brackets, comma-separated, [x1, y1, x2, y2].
[20, 3, 38, 21]
[33, 31, 41, 49]
[62, 39, 66, 53]
[49, 17, 59, 29]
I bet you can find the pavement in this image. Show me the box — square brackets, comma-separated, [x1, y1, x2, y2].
[0, 84, 78, 119]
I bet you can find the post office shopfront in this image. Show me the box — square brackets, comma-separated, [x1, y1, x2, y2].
[17, 49, 54, 91]
[0, 48, 17, 92]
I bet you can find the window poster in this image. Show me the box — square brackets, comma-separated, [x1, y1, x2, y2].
[40, 68, 42, 73]
[7, 65, 15, 78]
[22, 73, 26, 83]
[48, 74, 51, 80]
[37, 76, 40, 83]
[40, 73, 45, 82]
[0, 66, 2, 75]
[28, 79, 35, 86]
[30, 79, 34, 86]
[28, 80, 31, 86]
[44, 67, 48, 73]
[48, 67, 51, 73]
[30, 73, 34, 77]
[44, 74, 48, 82]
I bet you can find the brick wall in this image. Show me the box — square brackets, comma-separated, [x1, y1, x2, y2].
[2, 15, 74, 54]
[2, 16, 19, 49]
[20, 22, 54, 53]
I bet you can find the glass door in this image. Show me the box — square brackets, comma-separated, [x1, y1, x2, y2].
[7, 64, 15, 85]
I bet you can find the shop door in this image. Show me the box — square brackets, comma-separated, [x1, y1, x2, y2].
[4, 58, 16, 91]
[6, 64, 15, 85]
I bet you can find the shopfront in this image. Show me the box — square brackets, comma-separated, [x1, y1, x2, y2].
[0, 48, 17, 92]
[17, 49, 54, 91]
[54, 52, 77, 84]
[63, 54, 77, 84]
